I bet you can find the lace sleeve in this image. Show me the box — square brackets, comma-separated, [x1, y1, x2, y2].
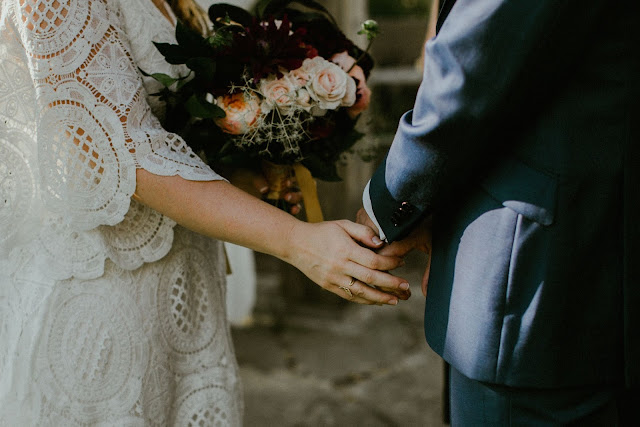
[11, 0, 223, 232]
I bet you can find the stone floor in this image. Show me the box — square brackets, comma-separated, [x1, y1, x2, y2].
[231, 251, 448, 426]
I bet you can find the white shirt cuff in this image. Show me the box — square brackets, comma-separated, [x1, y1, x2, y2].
[363, 181, 387, 242]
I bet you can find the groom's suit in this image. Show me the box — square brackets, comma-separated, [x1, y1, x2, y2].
[366, 0, 638, 397]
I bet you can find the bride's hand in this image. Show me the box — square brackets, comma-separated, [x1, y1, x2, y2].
[283, 220, 411, 305]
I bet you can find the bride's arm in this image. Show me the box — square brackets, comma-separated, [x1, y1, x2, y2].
[135, 169, 409, 305]
[10, 0, 405, 304]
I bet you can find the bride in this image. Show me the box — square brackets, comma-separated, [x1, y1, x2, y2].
[0, 0, 410, 425]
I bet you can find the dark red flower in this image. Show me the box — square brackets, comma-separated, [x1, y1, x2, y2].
[229, 15, 317, 82]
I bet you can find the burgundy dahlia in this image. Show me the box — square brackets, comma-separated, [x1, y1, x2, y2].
[230, 15, 318, 82]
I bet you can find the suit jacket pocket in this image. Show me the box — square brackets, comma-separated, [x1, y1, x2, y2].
[480, 156, 557, 226]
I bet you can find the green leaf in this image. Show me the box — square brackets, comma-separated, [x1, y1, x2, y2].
[154, 22, 213, 65]
[175, 21, 206, 48]
[153, 42, 190, 64]
[207, 27, 236, 49]
[186, 57, 217, 80]
[176, 74, 192, 90]
[185, 94, 226, 119]
[150, 72, 178, 88]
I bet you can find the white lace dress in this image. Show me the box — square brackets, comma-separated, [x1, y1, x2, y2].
[0, 0, 243, 425]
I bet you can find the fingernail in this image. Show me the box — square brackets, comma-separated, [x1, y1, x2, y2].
[388, 299, 398, 306]
[260, 186, 269, 194]
[400, 282, 410, 291]
[285, 194, 292, 202]
[372, 236, 383, 245]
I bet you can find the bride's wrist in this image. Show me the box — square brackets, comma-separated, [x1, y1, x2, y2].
[278, 219, 310, 266]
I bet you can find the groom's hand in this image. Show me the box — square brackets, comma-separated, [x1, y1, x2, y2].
[356, 207, 380, 234]
[356, 208, 412, 300]
[377, 216, 433, 296]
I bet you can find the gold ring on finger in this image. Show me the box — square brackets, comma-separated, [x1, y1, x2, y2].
[348, 277, 356, 287]
[339, 286, 353, 298]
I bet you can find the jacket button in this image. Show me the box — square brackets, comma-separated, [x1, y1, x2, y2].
[391, 201, 415, 226]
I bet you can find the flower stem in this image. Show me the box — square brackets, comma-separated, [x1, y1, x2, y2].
[348, 38, 373, 73]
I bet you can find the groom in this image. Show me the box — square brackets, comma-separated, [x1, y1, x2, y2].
[359, 0, 638, 423]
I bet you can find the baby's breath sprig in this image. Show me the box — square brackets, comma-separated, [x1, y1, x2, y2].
[233, 106, 314, 161]
[225, 72, 315, 161]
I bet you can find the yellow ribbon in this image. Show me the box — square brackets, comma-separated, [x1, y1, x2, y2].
[261, 160, 324, 223]
[293, 163, 324, 223]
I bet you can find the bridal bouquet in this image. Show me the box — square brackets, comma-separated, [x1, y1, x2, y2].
[146, 0, 378, 221]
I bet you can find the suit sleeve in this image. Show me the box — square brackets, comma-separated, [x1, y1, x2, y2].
[368, 0, 608, 242]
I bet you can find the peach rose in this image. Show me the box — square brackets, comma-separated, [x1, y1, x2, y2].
[214, 92, 262, 135]
[259, 75, 297, 114]
[304, 57, 356, 110]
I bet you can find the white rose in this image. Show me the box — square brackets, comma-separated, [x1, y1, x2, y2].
[259, 75, 297, 114]
[306, 57, 356, 110]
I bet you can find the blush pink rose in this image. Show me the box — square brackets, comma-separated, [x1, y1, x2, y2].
[259, 75, 297, 114]
[330, 50, 356, 72]
[214, 92, 262, 135]
[304, 57, 356, 110]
